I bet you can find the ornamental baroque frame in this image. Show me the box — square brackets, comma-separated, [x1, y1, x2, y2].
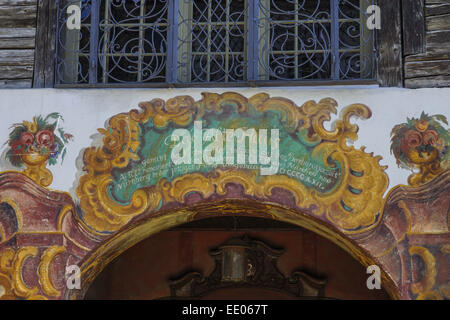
[0, 92, 448, 300]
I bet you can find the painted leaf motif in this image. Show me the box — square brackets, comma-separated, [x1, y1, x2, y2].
[6, 148, 22, 167]
[433, 114, 448, 125]
[58, 128, 69, 143]
[44, 112, 63, 122]
[61, 148, 67, 163]
[35, 115, 47, 130]
[390, 123, 406, 137]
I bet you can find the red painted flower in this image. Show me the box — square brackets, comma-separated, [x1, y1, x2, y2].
[35, 130, 54, 147]
[423, 129, 439, 145]
[401, 130, 422, 154]
[19, 131, 34, 146]
[10, 140, 24, 155]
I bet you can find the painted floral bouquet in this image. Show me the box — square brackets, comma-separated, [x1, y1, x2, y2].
[390, 112, 449, 170]
[5, 113, 73, 167]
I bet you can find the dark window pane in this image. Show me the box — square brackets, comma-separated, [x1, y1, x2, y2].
[177, 0, 249, 83]
[55, 0, 375, 85]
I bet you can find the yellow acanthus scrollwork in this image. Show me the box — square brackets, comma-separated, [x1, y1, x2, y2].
[0, 245, 65, 300]
[38, 246, 66, 297]
[0, 247, 48, 300]
[408, 246, 445, 300]
[438, 245, 450, 299]
[76, 92, 388, 234]
[0, 248, 14, 299]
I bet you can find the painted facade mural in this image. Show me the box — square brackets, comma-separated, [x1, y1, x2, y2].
[77, 93, 387, 235]
[5, 113, 73, 187]
[390, 112, 449, 187]
[0, 90, 448, 300]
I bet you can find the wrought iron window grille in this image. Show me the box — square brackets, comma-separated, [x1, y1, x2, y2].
[55, 0, 377, 86]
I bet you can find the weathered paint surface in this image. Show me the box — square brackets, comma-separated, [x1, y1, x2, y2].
[0, 87, 448, 300]
[0, 87, 448, 191]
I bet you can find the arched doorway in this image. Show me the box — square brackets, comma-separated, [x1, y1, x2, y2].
[84, 216, 390, 300]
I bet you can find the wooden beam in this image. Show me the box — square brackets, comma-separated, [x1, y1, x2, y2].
[0, 38, 35, 49]
[33, 0, 55, 88]
[0, 79, 32, 88]
[0, 65, 33, 79]
[425, 0, 450, 5]
[0, 0, 36, 5]
[425, 3, 450, 16]
[33, 0, 47, 87]
[426, 13, 450, 31]
[44, 0, 56, 87]
[425, 30, 450, 56]
[0, 28, 35, 49]
[0, 1, 36, 88]
[405, 51, 450, 62]
[405, 74, 450, 88]
[406, 1, 450, 90]
[405, 59, 450, 78]
[377, 0, 403, 87]
[402, 0, 425, 56]
[0, 5, 36, 28]
[0, 49, 34, 66]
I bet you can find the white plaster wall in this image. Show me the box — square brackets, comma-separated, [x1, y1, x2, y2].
[0, 86, 449, 199]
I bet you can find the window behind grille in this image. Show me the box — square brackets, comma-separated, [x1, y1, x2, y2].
[55, 0, 376, 86]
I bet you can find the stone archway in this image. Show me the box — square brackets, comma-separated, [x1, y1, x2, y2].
[0, 93, 448, 300]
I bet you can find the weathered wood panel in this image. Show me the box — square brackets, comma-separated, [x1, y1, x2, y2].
[405, 75, 450, 88]
[402, 0, 425, 55]
[0, 37, 35, 49]
[0, 28, 35, 49]
[377, 0, 403, 87]
[0, 0, 37, 88]
[405, 30, 450, 61]
[0, 65, 33, 78]
[0, 49, 34, 86]
[404, 1, 450, 88]
[425, 0, 450, 4]
[33, 0, 56, 88]
[0, 79, 32, 88]
[1, 0, 37, 5]
[0, 28, 35, 38]
[31, 0, 56, 88]
[405, 59, 450, 78]
[425, 3, 450, 16]
[45, 0, 56, 88]
[33, 0, 47, 87]
[0, 49, 34, 66]
[426, 13, 450, 31]
[0, 5, 36, 28]
[425, 30, 450, 55]
[405, 51, 450, 62]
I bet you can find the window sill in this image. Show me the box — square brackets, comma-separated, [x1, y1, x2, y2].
[53, 79, 379, 89]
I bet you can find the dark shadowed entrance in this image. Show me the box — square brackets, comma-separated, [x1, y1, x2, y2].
[85, 216, 390, 300]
